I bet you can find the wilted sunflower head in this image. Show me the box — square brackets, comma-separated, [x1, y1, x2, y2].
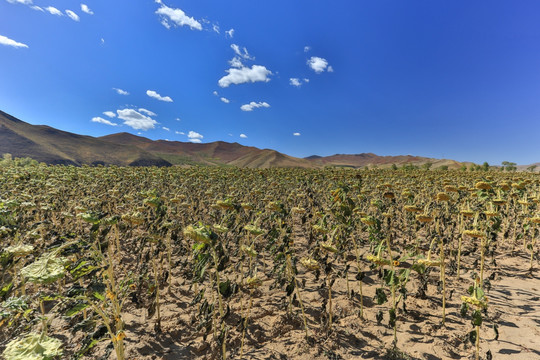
[383, 192, 395, 199]
[475, 181, 492, 190]
[320, 241, 338, 253]
[184, 224, 214, 245]
[416, 214, 434, 223]
[241, 245, 258, 257]
[436, 192, 450, 201]
[463, 229, 485, 238]
[300, 257, 319, 271]
[492, 198, 506, 206]
[460, 209, 475, 218]
[241, 203, 254, 211]
[360, 217, 377, 226]
[212, 224, 229, 233]
[404, 205, 422, 213]
[246, 275, 263, 289]
[244, 225, 264, 236]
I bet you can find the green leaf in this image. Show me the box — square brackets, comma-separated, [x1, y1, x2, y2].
[218, 280, 234, 298]
[383, 269, 395, 286]
[69, 260, 100, 281]
[65, 301, 89, 317]
[389, 308, 396, 328]
[471, 310, 483, 326]
[286, 281, 295, 297]
[375, 288, 387, 305]
[469, 329, 477, 344]
[460, 302, 468, 317]
[0, 282, 13, 299]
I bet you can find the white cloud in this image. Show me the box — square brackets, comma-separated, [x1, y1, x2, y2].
[228, 56, 243, 68]
[212, 24, 220, 34]
[304, 46, 311, 53]
[212, 90, 218, 96]
[226, 28, 234, 38]
[101, 38, 105, 45]
[160, 20, 171, 29]
[240, 101, 270, 112]
[304, 78, 310, 83]
[138, 108, 157, 117]
[113, 88, 129, 95]
[162, 127, 170, 131]
[81, 4, 93, 15]
[147, 90, 173, 102]
[188, 131, 203, 143]
[289, 78, 301, 87]
[220, 97, 230, 104]
[31, 6, 43, 11]
[218, 65, 272, 88]
[307, 56, 331, 73]
[175, 131, 185, 135]
[103, 111, 116, 118]
[92, 117, 118, 126]
[65, 10, 80, 22]
[293, 132, 301, 136]
[45, 6, 62, 16]
[231, 44, 253, 60]
[6, 0, 32, 4]
[0, 34, 28, 49]
[155, 2, 202, 31]
[176, 117, 181, 121]
[117, 109, 157, 130]
[240, 134, 247, 138]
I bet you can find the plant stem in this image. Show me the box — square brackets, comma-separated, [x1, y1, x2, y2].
[480, 237, 485, 287]
[240, 290, 254, 359]
[440, 238, 446, 325]
[385, 236, 397, 344]
[353, 239, 364, 318]
[40, 298, 47, 337]
[475, 325, 480, 360]
[457, 235, 463, 279]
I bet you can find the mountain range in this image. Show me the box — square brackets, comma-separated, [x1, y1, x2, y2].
[0, 110, 483, 169]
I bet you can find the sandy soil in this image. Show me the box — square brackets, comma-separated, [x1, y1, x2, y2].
[76, 230, 540, 360]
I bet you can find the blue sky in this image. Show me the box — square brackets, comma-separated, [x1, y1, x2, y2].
[1, 0, 540, 165]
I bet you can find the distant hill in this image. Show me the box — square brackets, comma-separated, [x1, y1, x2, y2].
[305, 153, 468, 169]
[0, 110, 171, 166]
[99, 133, 314, 168]
[3, 109, 533, 170]
[516, 163, 540, 172]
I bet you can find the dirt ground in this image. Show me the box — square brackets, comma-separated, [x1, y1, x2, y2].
[59, 228, 540, 360]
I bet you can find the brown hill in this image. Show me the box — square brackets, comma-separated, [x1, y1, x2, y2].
[306, 153, 467, 169]
[99, 133, 314, 168]
[0, 110, 171, 166]
[3, 109, 515, 170]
